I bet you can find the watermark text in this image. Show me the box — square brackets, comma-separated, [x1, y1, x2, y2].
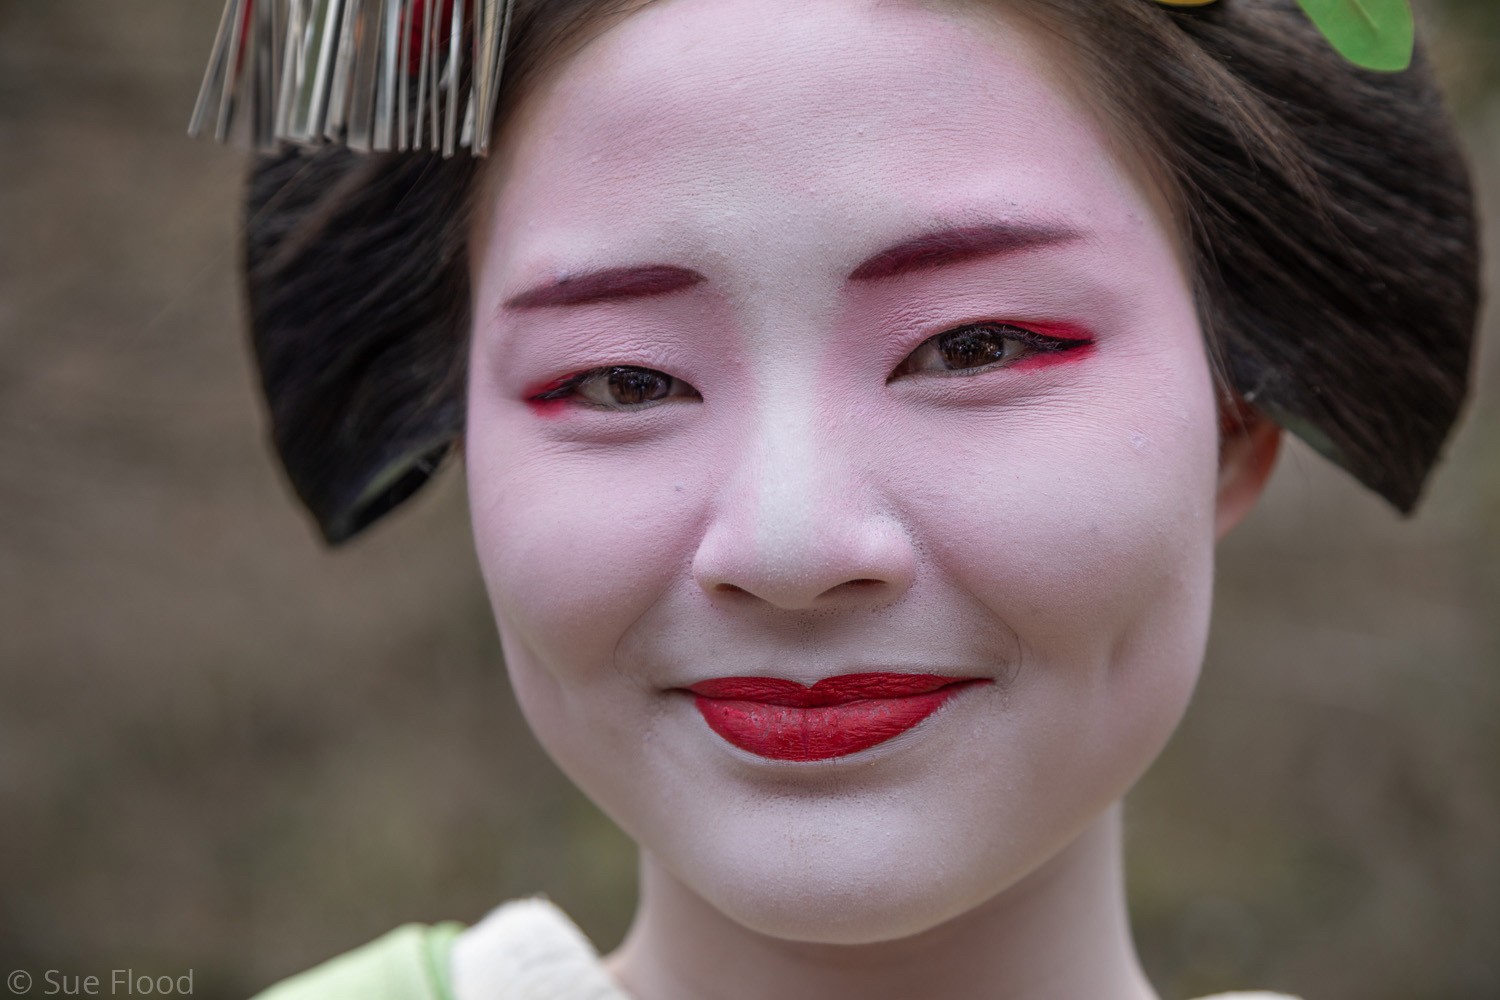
[6, 971, 193, 996]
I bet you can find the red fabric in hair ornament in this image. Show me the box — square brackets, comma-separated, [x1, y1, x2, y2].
[407, 0, 459, 77]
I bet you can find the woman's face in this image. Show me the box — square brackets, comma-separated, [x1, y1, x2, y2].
[468, 0, 1222, 944]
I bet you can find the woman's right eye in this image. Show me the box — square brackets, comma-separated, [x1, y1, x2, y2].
[532, 366, 701, 410]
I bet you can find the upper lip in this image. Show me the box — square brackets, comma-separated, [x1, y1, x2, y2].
[683, 672, 985, 707]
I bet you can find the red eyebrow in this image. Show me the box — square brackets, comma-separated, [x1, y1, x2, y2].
[847, 223, 1081, 282]
[505, 264, 704, 309]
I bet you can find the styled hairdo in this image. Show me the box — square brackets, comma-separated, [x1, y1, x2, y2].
[243, 0, 1480, 544]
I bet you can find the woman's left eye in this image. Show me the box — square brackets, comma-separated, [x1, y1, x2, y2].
[534, 365, 701, 410]
[890, 323, 1084, 379]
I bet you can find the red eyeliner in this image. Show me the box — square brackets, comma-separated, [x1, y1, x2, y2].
[686, 673, 990, 761]
[523, 375, 580, 417]
[1011, 342, 1095, 370]
[1001, 320, 1095, 371]
[1013, 320, 1090, 341]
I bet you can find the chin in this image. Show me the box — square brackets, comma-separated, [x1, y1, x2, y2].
[705, 877, 987, 946]
[688, 858, 981, 945]
[644, 783, 1066, 945]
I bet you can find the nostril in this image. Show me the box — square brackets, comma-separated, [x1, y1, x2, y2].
[715, 579, 881, 596]
[823, 578, 887, 600]
[693, 516, 917, 609]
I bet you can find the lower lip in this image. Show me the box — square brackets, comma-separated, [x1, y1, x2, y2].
[686, 673, 988, 761]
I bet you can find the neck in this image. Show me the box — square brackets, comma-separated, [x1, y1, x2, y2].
[604, 805, 1156, 1000]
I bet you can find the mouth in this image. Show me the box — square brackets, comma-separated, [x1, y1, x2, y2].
[684, 673, 990, 761]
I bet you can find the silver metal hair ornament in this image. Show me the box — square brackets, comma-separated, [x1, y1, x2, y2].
[189, 0, 516, 157]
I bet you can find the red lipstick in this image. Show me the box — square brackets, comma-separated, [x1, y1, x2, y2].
[686, 673, 988, 761]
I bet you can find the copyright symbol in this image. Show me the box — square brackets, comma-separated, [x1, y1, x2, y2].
[7, 970, 30, 994]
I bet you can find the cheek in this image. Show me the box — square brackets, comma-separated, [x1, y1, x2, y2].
[465, 396, 709, 682]
[966, 424, 1215, 654]
[869, 373, 1220, 856]
[888, 353, 1221, 693]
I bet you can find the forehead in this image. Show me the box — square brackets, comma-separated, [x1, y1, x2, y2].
[484, 0, 1157, 284]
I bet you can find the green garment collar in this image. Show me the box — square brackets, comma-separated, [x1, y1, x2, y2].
[251, 923, 465, 1000]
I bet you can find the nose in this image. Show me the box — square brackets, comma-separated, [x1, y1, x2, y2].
[691, 405, 917, 611]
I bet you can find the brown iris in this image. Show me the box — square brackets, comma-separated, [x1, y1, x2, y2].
[605, 366, 673, 406]
[935, 327, 1011, 370]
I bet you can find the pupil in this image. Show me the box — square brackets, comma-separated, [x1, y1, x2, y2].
[608, 367, 669, 405]
[939, 328, 1006, 370]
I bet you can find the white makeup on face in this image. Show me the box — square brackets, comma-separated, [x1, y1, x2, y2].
[466, 0, 1221, 977]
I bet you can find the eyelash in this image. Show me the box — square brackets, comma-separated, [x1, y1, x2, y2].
[888, 322, 1090, 381]
[530, 365, 701, 410]
[527, 322, 1091, 411]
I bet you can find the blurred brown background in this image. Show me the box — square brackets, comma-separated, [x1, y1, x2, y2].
[0, 2, 1496, 999]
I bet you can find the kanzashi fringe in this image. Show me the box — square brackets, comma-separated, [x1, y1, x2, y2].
[189, 0, 515, 157]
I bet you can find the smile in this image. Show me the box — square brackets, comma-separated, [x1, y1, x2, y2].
[685, 673, 990, 761]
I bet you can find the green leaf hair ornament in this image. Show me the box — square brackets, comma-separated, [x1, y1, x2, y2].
[1155, 0, 1415, 72]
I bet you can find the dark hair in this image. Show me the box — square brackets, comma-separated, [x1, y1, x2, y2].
[244, 0, 1480, 544]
